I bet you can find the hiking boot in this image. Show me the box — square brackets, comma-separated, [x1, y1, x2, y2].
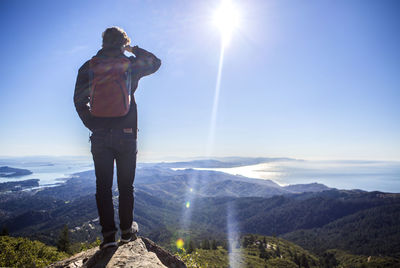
[100, 233, 118, 250]
[120, 221, 139, 243]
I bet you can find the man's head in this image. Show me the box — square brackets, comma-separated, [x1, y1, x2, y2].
[102, 27, 131, 49]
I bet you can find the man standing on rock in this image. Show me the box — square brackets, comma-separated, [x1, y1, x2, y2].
[74, 27, 161, 249]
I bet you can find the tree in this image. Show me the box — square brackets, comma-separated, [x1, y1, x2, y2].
[300, 254, 310, 268]
[0, 226, 9, 236]
[275, 246, 281, 258]
[222, 240, 229, 251]
[249, 234, 255, 244]
[259, 243, 269, 260]
[293, 252, 300, 267]
[321, 252, 338, 268]
[243, 237, 249, 248]
[187, 240, 196, 254]
[211, 239, 217, 250]
[201, 239, 210, 250]
[57, 224, 70, 253]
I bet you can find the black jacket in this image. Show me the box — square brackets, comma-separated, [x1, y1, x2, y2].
[74, 47, 161, 138]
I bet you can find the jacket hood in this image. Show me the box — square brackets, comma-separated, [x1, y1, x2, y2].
[96, 47, 124, 58]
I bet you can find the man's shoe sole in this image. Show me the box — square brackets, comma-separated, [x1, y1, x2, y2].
[120, 233, 138, 243]
[120, 238, 131, 243]
[100, 241, 118, 250]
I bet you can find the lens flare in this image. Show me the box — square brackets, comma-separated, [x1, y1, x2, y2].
[185, 201, 191, 208]
[227, 202, 242, 267]
[206, 43, 225, 156]
[213, 0, 240, 46]
[176, 238, 184, 249]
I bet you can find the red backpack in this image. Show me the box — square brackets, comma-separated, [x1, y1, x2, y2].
[89, 57, 132, 117]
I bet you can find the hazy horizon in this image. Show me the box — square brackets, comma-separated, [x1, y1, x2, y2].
[1, 154, 400, 163]
[1, 155, 399, 192]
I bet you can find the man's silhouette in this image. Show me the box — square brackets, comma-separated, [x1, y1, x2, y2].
[74, 27, 161, 249]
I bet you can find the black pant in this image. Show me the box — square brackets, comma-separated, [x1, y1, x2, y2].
[90, 129, 137, 237]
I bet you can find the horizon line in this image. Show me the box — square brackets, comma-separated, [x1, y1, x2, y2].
[0, 154, 400, 163]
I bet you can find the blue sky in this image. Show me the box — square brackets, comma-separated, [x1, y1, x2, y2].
[0, 0, 399, 161]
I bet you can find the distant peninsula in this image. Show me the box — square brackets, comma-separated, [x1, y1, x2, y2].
[0, 179, 39, 192]
[0, 166, 33, 178]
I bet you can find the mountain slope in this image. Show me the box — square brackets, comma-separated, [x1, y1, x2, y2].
[136, 167, 331, 199]
[282, 203, 400, 257]
[176, 190, 400, 256]
[1, 166, 399, 261]
[186, 190, 397, 233]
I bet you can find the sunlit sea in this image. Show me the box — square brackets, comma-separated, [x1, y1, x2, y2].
[195, 160, 400, 193]
[0, 156, 93, 186]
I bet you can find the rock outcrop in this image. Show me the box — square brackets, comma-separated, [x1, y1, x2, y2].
[48, 237, 186, 268]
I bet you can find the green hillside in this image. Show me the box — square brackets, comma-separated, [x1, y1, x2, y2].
[283, 204, 400, 257]
[0, 236, 68, 267]
[177, 235, 400, 268]
[178, 235, 319, 268]
[326, 249, 400, 268]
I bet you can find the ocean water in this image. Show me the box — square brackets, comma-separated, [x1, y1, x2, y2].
[0, 156, 93, 186]
[196, 160, 400, 193]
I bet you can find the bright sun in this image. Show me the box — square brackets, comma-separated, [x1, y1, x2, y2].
[213, 0, 240, 45]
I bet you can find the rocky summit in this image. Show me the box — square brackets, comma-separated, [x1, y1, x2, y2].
[48, 237, 186, 268]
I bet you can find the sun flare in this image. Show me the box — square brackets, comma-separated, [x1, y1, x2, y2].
[213, 0, 240, 45]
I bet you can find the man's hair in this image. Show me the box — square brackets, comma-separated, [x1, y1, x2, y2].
[102, 27, 131, 49]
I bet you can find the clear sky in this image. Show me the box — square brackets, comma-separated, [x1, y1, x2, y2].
[0, 0, 399, 161]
